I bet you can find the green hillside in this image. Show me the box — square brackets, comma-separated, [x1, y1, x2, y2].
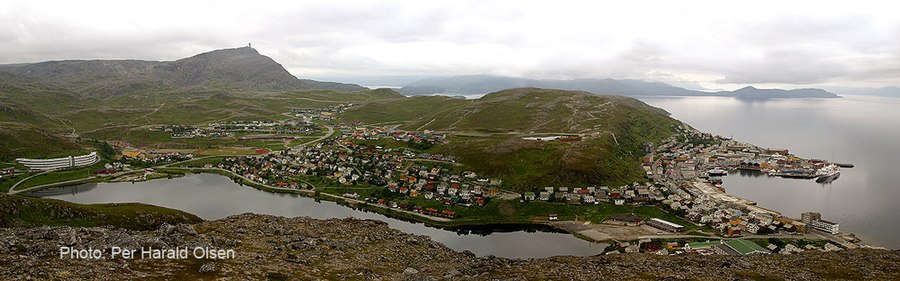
[0, 194, 202, 230]
[1, 47, 678, 193]
[0, 75, 402, 155]
[340, 88, 679, 190]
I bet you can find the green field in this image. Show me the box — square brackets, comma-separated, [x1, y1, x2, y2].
[174, 156, 229, 167]
[13, 163, 106, 190]
[194, 148, 263, 156]
[0, 173, 27, 193]
[0, 78, 401, 160]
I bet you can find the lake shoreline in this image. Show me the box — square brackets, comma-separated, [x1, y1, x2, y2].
[22, 168, 606, 241]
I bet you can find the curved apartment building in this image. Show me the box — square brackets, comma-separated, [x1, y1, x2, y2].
[16, 152, 100, 171]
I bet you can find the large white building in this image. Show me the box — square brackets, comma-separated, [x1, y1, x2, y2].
[16, 152, 99, 171]
[811, 219, 840, 234]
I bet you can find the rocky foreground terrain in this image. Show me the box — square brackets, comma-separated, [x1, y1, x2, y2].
[0, 214, 897, 280]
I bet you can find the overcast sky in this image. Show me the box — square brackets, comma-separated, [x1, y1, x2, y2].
[1, 0, 897, 89]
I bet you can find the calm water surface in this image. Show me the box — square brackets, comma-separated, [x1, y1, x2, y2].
[31, 173, 606, 259]
[639, 95, 900, 248]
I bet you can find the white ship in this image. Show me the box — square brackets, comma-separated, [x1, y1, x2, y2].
[707, 167, 728, 177]
[816, 164, 841, 183]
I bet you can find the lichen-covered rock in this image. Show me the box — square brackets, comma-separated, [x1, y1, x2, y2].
[0, 213, 897, 280]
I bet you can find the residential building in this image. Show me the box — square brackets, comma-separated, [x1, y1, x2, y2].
[523, 192, 536, 201]
[801, 212, 821, 225]
[811, 219, 840, 234]
[16, 152, 99, 171]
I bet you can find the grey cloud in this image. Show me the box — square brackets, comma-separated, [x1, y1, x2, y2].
[0, 1, 897, 88]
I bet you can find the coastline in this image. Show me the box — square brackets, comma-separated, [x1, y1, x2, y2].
[16, 167, 866, 252]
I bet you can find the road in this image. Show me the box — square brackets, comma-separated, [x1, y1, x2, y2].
[8, 169, 145, 195]
[405, 158, 463, 166]
[7, 170, 52, 194]
[9, 124, 451, 223]
[9, 124, 335, 193]
[294, 126, 334, 147]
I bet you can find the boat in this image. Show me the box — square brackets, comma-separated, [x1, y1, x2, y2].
[707, 167, 728, 177]
[773, 169, 818, 179]
[816, 164, 841, 183]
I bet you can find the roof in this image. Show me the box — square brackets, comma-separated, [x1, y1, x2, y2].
[714, 244, 740, 255]
[650, 218, 684, 229]
[724, 240, 770, 255]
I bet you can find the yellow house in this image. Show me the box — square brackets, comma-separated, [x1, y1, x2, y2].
[123, 150, 141, 158]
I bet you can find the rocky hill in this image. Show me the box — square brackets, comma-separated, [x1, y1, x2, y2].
[0, 47, 366, 97]
[0, 213, 895, 280]
[0, 194, 202, 230]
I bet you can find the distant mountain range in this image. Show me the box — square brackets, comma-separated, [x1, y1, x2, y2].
[399, 75, 840, 98]
[0, 47, 366, 97]
[825, 86, 900, 97]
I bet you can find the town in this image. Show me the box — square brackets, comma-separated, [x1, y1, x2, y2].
[208, 124, 498, 220]
[7, 105, 860, 257]
[195, 120, 858, 255]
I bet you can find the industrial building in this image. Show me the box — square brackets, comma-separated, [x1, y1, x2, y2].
[647, 218, 685, 232]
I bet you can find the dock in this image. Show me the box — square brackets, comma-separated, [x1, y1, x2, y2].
[771, 172, 817, 179]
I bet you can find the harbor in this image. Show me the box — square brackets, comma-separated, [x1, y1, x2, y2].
[640, 125, 860, 246]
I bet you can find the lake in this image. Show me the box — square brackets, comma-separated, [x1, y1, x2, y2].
[29, 173, 607, 259]
[638, 95, 900, 249]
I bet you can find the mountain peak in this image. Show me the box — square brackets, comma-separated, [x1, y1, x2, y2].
[186, 46, 260, 59]
[0, 46, 366, 96]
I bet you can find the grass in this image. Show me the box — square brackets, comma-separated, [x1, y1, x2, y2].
[0, 173, 28, 193]
[195, 148, 263, 156]
[321, 183, 699, 228]
[286, 135, 328, 146]
[175, 156, 228, 167]
[341, 89, 679, 192]
[5, 87, 677, 194]
[0, 194, 202, 230]
[1, 83, 399, 162]
[13, 162, 106, 190]
[0, 125, 87, 161]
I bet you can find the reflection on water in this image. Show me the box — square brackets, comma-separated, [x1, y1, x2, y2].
[30, 173, 607, 258]
[639, 95, 900, 249]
